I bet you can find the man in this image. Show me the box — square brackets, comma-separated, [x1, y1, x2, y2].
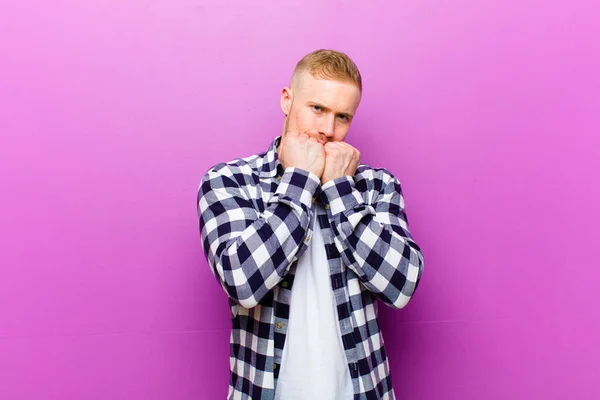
[197, 49, 424, 400]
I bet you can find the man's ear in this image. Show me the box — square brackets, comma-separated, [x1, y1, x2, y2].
[280, 87, 293, 116]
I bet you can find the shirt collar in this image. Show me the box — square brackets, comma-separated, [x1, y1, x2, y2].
[259, 135, 285, 179]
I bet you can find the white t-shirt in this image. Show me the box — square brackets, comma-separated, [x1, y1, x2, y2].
[274, 205, 354, 400]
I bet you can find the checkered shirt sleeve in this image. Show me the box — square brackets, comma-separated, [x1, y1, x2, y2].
[320, 167, 424, 309]
[197, 165, 321, 309]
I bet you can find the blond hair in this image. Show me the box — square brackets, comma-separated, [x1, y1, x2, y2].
[291, 49, 362, 91]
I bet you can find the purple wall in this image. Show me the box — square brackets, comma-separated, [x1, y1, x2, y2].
[1, 1, 598, 399]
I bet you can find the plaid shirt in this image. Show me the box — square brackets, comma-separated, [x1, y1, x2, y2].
[197, 135, 424, 400]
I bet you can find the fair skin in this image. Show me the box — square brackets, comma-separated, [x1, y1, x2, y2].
[277, 70, 362, 185]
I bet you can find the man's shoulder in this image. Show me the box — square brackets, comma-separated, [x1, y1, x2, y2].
[198, 149, 268, 193]
[206, 151, 266, 177]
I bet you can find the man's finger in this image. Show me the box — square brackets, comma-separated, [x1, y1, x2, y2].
[338, 142, 356, 151]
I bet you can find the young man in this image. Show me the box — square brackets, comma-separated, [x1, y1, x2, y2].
[197, 49, 424, 400]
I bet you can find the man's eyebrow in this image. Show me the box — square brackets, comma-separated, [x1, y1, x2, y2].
[308, 101, 327, 109]
[309, 102, 354, 118]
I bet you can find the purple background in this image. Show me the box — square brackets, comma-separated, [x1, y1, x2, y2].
[1, 1, 598, 399]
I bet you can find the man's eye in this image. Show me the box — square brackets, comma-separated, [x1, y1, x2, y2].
[312, 105, 322, 111]
[337, 114, 347, 120]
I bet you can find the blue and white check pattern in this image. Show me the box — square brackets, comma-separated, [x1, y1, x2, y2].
[197, 135, 424, 399]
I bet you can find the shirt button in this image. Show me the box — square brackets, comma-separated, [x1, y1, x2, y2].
[276, 322, 283, 329]
[276, 175, 281, 181]
[312, 197, 316, 204]
[325, 204, 330, 210]
[282, 281, 289, 288]
[273, 363, 277, 369]
[304, 235, 311, 244]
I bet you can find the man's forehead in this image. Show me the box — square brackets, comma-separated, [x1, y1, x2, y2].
[293, 70, 352, 90]
[293, 72, 361, 108]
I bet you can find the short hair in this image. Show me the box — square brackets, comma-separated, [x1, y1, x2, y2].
[291, 49, 362, 91]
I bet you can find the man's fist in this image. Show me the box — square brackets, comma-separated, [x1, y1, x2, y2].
[278, 131, 326, 178]
[321, 141, 360, 184]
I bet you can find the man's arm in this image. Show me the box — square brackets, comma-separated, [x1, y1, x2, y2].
[320, 169, 424, 309]
[197, 165, 320, 308]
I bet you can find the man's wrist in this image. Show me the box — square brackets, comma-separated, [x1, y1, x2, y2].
[272, 167, 321, 209]
[320, 175, 364, 215]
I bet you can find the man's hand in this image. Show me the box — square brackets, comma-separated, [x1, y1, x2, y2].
[278, 131, 326, 178]
[321, 141, 361, 184]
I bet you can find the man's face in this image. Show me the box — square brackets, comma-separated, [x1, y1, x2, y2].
[280, 71, 361, 144]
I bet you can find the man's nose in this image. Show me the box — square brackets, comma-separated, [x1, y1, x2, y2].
[320, 115, 335, 137]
